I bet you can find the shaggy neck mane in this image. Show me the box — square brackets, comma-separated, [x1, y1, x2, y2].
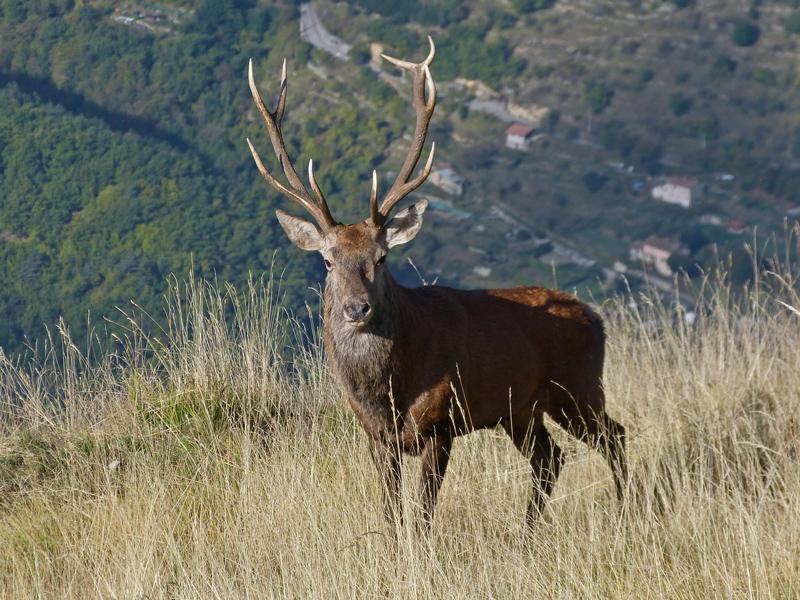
[323, 273, 411, 406]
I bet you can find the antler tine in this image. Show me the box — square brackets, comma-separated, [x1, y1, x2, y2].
[423, 64, 436, 111]
[248, 58, 305, 193]
[247, 58, 337, 230]
[380, 35, 436, 70]
[308, 159, 336, 226]
[276, 58, 288, 124]
[370, 170, 379, 225]
[380, 142, 435, 213]
[247, 138, 319, 215]
[375, 36, 437, 225]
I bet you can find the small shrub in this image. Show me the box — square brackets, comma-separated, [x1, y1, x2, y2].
[731, 20, 760, 47]
[620, 40, 640, 56]
[511, 0, 556, 14]
[711, 55, 737, 77]
[585, 81, 614, 114]
[582, 170, 608, 192]
[674, 71, 691, 84]
[533, 64, 554, 79]
[784, 11, 800, 35]
[669, 92, 693, 116]
[752, 67, 777, 86]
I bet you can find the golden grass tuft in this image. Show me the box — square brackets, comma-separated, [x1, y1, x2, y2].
[1, 265, 799, 598]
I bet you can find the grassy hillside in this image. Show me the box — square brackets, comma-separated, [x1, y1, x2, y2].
[0, 258, 799, 597]
[3, 0, 800, 355]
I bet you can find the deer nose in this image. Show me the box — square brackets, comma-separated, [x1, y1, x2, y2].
[343, 298, 372, 323]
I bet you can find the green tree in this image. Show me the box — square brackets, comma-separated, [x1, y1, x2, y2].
[731, 20, 760, 46]
[585, 82, 614, 114]
[669, 92, 693, 116]
[599, 121, 638, 157]
[711, 55, 737, 77]
[582, 171, 608, 192]
[791, 126, 800, 158]
[2, 0, 28, 24]
[512, 0, 556, 13]
[691, 115, 721, 148]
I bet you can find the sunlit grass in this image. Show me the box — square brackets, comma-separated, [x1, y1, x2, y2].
[1, 259, 799, 598]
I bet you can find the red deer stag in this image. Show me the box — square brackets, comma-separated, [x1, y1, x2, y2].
[246, 38, 627, 529]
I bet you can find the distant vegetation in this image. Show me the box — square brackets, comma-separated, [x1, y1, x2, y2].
[585, 81, 614, 114]
[731, 19, 760, 47]
[0, 1, 398, 351]
[2, 0, 800, 355]
[436, 21, 527, 83]
[350, 0, 468, 26]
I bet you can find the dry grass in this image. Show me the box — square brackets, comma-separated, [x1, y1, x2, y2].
[1, 264, 799, 599]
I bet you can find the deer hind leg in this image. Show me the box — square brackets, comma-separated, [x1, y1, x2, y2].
[548, 385, 628, 502]
[598, 414, 627, 502]
[419, 433, 452, 532]
[502, 412, 564, 525]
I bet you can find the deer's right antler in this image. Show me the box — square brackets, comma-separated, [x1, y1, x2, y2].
[247, 58, 338, 231]
[372, 36, 438, 226]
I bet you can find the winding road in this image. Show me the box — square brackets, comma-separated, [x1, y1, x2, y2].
[300, 3, 351, 61]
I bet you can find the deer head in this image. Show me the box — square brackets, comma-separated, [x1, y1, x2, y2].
[247, 38, 437, 328]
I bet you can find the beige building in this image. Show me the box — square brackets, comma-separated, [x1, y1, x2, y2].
[630, 236, 682, 277]
[429, 167, 465, 196]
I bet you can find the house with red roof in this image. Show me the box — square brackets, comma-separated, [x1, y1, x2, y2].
[505, 123, 536, 151]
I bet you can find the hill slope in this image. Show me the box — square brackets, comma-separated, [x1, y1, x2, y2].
[2, 0, 800, 352]
[0, 274, 798, 596]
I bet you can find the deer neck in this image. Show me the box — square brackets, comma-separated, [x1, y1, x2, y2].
[323, 273, 411, 407]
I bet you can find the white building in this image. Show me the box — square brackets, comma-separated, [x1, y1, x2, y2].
[651, 177, 701, 208]
[429, 167, 465, 196]
[505, 123, 536, 150]
[698, 213, 722, 226]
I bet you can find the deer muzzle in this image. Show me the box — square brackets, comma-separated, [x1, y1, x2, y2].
[343, 297, 372, 325]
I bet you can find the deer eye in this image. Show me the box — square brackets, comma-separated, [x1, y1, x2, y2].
[376, 255, 386, 266]
[324, 259, 333, 271]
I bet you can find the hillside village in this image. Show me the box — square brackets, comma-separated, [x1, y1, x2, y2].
[101, 0, 800, 303]
[284, 0, 800, 304]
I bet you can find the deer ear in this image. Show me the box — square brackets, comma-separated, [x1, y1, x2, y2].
[384, 199, 428, 248]
[276, 210, 324, 252]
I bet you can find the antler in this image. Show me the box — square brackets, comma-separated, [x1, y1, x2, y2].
[246, 58, 338, 231]
[373, 36, 437, 226]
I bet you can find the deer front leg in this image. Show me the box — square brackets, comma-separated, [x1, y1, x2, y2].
[419, 433, 452, 532]
[368, 436, 403, 529]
